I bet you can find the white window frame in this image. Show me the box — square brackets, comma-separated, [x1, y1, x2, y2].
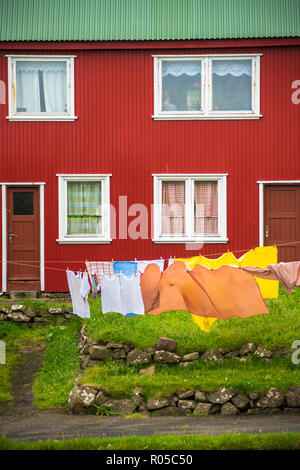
[152, 174, 228, 244]
[57, 174, 111, 244]
[6, 55, 77, 121]
[153, 54, 261, 120]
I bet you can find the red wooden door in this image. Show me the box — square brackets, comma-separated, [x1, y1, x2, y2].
[7, 187, 40, 287]
[264, 185, 300, 262]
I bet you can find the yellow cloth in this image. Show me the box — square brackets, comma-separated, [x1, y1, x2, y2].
[191, 314, 217, 332]
[175, 246, 278, 299]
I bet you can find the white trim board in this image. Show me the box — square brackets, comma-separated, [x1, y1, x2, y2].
[1, 183, 45, 292]
[257, 180, 300, 247]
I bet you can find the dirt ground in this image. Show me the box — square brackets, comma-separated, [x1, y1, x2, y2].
[0, 346, 300, 442]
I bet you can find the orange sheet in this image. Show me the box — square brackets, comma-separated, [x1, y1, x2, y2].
[140, 261, 268, 321]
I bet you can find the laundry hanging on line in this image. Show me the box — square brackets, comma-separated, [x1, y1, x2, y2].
[66, 270, 90, 318]
[101, 272, 145, 316]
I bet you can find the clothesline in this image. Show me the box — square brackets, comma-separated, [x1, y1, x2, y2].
[3, 240, 300, 275]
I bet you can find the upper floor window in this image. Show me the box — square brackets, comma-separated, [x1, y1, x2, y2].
[153, 54, 261, 120]
[7, 55, 76, 121]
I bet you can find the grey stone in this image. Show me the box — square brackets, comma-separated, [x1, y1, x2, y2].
[146, 347, 155, 354]
[62, 307, 73, 314]
[285, 387, 300, 408]
[89, 345, 112, 361]
[240, 342, 257, 356]
[195, 391, 208, 403]
[177, 390, 194, 400]
[25, 308, 37, 318]
[154, 350, 181, 364]
[248, 392, 259, 400]
[254, 346, 273, 358]
[182, 352, 199, 362]
[193, 403, 213, 416]
[94, 391, 108, 406]
[68, 386, 97, 413]
[171, 396, 179, 406]
[257, 388, 284, 408]
[201, 350, 224, 362]
[146, 399, 169, 410]
[111, 348, 126, 359]
[0, 314, 6, 321]
[48, 307, 63, 314]
[179, 361, 198, 368]
[102, 399, 136, 414]
[0, 307, 10, 314]
[139, 365, 155, 376]
[207, 387, 236, 404]
[225, 350, 240, 358]
[284, 408, 300, 414]
[123, 344, 135, 354]
[127, 349, 152, 366]
[221, 403, 240, 416]
[153, 406, 190, 416]
[106, 342, 124, 349]
[10, 304, 26, 312]
[177, 400, 195, 410]
[7, 312, 30, 322]
[273, 348, 293, 357]
[132, 387, 144, 407]
[231, 393, 250, 411]
[218, 348, 230, 355]
[156, 337, 177, 353]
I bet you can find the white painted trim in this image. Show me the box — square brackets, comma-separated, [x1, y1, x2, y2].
[153, 54, 261, 120]
[7, 56, 76, 121]
[1, 183, 45, 292]
[152, 54, 263, 58]
[40, 185, 45, 291]
[5, 55, 77, 58]
[152, 173, 228, 177]
[257, 180, 300, 247]
[153, 174, 228, 244]
[56, 174, 112, 177]
[57, 174, 112, 244]
[2, 185, 7, 293]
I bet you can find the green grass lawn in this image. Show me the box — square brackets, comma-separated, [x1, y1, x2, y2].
[1, 433, 300, 450]
[85, 285, 300, 355]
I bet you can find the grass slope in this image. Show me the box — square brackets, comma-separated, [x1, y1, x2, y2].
[84, 286, 300, 355]
[1, 433, 300, 450]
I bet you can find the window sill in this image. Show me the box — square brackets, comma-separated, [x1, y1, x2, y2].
[56, 238, 112, 245]
[152, 238, 229, 244]
[152, 114, 262, 121]
[7, 115, 78, 122]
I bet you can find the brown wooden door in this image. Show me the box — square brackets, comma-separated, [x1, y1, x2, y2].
[7, 187, 40, 287]
[264, 185, 300, 262]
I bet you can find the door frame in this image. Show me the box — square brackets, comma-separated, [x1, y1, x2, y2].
[1, 182, 45, 292]
[257, 180, 300, 247]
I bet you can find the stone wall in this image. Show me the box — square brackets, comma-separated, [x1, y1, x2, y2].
[78, 325, 293, 369]
[69, 326, 300, 416]
[0, 304, 73, 325]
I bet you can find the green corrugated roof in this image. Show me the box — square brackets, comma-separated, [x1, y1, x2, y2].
[0, 0, 299, 42]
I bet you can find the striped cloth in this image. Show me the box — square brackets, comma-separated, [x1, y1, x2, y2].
[85, 261, 114, 287]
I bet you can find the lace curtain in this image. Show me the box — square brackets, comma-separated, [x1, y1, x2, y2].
[162, 59, 252, 77]
[16, 61, 67, 113]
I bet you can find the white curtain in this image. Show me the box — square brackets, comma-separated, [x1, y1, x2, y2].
[16, 61, 67, 113]
[162, 59, 252, 78]
[162, 60, 202, 77]
[16, 66, 40, 112]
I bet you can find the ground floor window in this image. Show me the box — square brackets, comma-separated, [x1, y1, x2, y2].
[153, 174, 228, 244]
[57, 174, 111, 244]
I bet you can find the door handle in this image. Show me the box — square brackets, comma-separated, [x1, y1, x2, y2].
[8, 231, 17, 243]
[265, 225, 269, 238]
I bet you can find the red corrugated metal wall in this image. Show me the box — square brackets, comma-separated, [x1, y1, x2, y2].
[0, 42, 300, 291]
